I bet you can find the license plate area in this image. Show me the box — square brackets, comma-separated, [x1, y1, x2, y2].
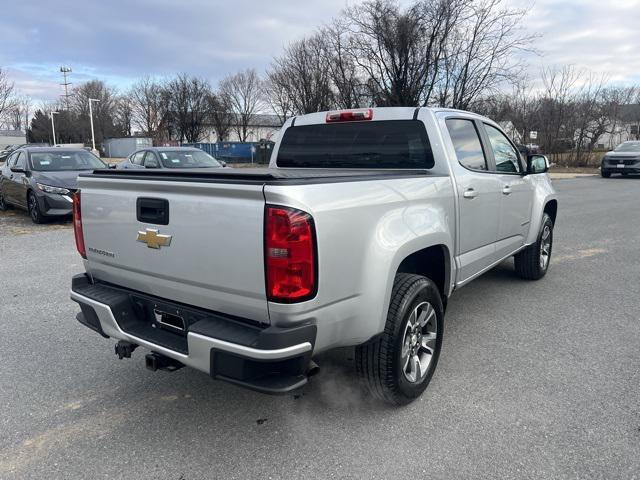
[154, 309, 185, 332]
[617, 164, 625, 168]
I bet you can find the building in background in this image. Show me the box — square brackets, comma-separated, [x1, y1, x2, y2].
[0, 130, 27, 149]
[597, 104, 640, 149]
[202, 114, 283, 143]
[102, 137, 153, 158]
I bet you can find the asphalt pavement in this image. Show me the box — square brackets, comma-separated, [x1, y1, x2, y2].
[1, 176, 639, 479]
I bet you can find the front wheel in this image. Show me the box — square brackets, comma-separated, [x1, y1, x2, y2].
[601, 169, 611, 178]
[0, 189, 9, 211]
[356, 273, 444, 405]
[514, 213, 553, 280]
[28, 192, 45, 224]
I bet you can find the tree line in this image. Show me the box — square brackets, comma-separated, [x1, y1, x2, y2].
[0, 0, 639, 165]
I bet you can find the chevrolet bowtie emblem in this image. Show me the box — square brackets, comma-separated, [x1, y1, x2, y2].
[137, 228, 172, 249]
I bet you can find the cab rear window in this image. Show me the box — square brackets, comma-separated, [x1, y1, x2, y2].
[276, 120, 434, 169]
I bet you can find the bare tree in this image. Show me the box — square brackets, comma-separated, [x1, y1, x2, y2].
[6, 95, 31, 131]
[267, 35, 334, 115]
[344, 0, 430, 106]
[263, 73, 296, 123]
[208, 92, 234, 141]
[114, 94, 134, 136]
[436, 0, 534, 109]
[0, 68, 16, 125]
[72, 80, 118, 144]
[129, 77, 166, 138]
[220, 69, 263, 142]
[164, 74, 212, 143]
[320, 20, 362, 109]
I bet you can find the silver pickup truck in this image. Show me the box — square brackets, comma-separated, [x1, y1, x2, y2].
[70, 107, 557, 405]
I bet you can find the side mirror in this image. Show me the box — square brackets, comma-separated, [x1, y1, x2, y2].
[219, 160, 227, 167]
[527, 154, 549, 174]
[108, 163, 117, 169]
[145, 158, 160, 169]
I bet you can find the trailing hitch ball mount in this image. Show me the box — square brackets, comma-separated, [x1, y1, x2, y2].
[145, 352, 185, 372]
[115, 340, 138, 359]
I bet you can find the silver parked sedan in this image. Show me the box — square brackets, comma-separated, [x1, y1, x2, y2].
[117, 147, 224, 170]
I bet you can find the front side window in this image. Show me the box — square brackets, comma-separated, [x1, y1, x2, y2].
[446, 119, 487, 171]
[484, 124, 522, 173]
[131, 151, 146, 165]
[7, 152, 19, 167]
[30, 151, 106, 171]
[276, 120, 434, 169]
[14, 152, 27, 169]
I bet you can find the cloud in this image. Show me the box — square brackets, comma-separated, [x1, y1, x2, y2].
[1, 0, 639, 102]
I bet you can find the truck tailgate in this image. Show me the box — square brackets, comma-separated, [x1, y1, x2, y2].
[78, 175, 269, 323]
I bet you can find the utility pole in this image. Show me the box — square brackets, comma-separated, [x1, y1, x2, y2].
[89, 98, 100, 152]
[60, 66, 72, 110]
[50, 111, 59, 146]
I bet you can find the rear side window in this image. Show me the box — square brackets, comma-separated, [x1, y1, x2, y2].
[276, 120, 434, 169]
[446, 119, 487, 171]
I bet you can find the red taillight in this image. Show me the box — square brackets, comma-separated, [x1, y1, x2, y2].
[326, 108, 373, 123]
[72, 191, 86, 258]
[265, 206, 316, 302]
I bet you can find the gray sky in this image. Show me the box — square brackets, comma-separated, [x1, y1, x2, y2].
[1, 0, 639, 102]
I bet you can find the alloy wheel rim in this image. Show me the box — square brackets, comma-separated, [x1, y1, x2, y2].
[401, 301, 437, 384]
[540, 225, 552, 270]
[29, 195, 38, 221]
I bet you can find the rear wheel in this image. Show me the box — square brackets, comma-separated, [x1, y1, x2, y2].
[28, 192, 45, 224]
[356, 273, 444, 405]
[514, 213, 553, 280]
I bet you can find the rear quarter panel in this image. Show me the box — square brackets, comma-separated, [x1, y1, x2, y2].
[265, 175, 455, 352]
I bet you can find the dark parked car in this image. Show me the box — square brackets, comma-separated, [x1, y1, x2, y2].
[601, 141, 640, 177]
[117, 147, 224, 170]
[0, 147, 106, 223]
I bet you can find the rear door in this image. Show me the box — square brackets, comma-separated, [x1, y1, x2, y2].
[78, 175, 270, 323]
[445, 118, 502, 282]
[480, 123, 534, 258]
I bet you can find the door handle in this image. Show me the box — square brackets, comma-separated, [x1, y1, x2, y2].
[502, 185, 512, 195]
[463, 188, 478, 199]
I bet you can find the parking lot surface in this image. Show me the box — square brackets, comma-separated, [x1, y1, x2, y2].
[1, 177, 639, 479]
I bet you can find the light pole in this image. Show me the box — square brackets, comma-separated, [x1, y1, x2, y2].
[88, 98, 100, 152]
[50, 111, 59, 146]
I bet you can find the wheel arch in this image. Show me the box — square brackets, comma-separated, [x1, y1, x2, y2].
[396, 244, 451, 302]
[544, 199, 558, 225]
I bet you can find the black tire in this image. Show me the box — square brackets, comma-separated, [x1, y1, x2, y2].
[355, 273, 444, 405]
[28, 192, 45, 224]
[0, 188, 9, 211]
[514, 213, 553, 280]
[601, 169, 611, 178]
